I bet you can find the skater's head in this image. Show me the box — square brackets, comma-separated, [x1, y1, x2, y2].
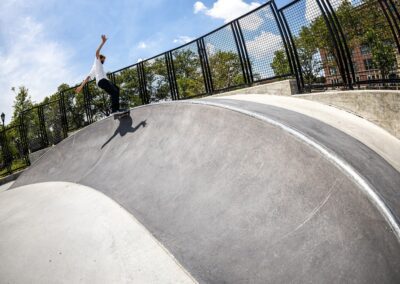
[99, 54, 106, 64]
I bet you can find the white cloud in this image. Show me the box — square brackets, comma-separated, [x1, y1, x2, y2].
[194, 1, 207, 14]
[173, 36, 195, 44]
[304, 0, 344, 23]
[137, 42, 148, 49]
[239, 10, 264, 31]
[205, 42, 216, 56]
[0, 14, 77, 124]
[245, 31, 282, 59]
[194, 0, 261, 23]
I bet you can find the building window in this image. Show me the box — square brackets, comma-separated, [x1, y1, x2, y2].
[353, 62, 358, 73]
[364, 59, 374, 70]
[329, 67, 337, 75]
[326, 53, 335, 61]
[360, 44, 371, 55]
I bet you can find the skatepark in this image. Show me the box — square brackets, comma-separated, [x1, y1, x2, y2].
[1, 94, 400, 283]
[1, 0, 400, 282]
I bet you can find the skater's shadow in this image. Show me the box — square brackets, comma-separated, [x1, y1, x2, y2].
[101, 116, 147, 149]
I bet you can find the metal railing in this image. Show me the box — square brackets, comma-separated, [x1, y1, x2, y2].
[1, 0, 399, 176]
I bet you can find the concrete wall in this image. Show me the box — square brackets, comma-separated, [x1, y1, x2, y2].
[29, 147, 52, 165]
[212, 79, 298, 97]
[0, 170, 24, 186]
[297, 90, 400, 139]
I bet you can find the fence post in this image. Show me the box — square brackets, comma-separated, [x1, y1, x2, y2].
[379, 0, 400, 54]
[58, 91, 69, 139]
[232, 21, 253, 85]
[197, 38, 214, 95]
[83, 85, 93, 123]
[324, 0, 355, 88]
[271, 1, 297, 82]
[38, 105, 49, 148]
[317, 0, 353, 89]
[165, 52, 179, 100]
[168, 51, 180, 100]
[137, 62, 149, 104]
[279, 10, 305, 92]
[19, 113, 30, 165]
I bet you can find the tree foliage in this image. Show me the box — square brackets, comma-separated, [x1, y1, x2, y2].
[271, 50, 291, 77]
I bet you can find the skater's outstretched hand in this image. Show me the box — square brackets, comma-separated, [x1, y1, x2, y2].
[96, 35, 108, 59]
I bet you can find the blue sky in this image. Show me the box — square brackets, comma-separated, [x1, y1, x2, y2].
[0, 0, 292, 124]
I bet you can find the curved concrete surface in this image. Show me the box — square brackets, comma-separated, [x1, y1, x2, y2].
[214, 94, 400, 172]
[9, 103, 400, 282]
[0, 182, 195, 283]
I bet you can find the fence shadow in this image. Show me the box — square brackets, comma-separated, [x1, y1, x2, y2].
[101, 116, 147, 149]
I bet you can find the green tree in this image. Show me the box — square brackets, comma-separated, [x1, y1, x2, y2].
[365, 29, 397, 78]
[270, 50, 291, 76]
[116, 67, 142, 107]
[295, 26, 323, 87]
[144, 57, 171, 102]
[172, 48, 205, 98]
[208, 51, 244, 90]
[11, 86, 34, 125]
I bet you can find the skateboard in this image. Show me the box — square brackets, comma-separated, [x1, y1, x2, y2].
[113, 109, 130, 120]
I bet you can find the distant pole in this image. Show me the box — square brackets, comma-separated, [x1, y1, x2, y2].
[1, 113, 4, 129]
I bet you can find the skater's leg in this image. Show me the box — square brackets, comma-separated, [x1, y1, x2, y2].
[98, 79, 120, 112]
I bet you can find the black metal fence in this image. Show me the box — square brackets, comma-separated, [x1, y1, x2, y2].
[0, 125, 29, 177]
[1, 0, 399, 177]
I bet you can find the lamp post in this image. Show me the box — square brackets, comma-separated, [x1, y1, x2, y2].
[1, 112, 4, 129]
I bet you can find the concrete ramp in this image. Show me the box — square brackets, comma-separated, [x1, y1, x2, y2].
[8, 102, 400, 282]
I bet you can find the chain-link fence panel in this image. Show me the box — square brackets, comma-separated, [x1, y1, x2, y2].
[113, 65, 144, 108]
[42, 100, 65, 145]
[21, 107, 46, 153]
[239, 3, 291, 81]
[281, 0, 343, 91]
[85, 80, 110, 121]
[172, 42, 207, 98]
[62, 87, 88, 132]
[143, 54, 172, 103]
[0, 126, 29, 177]
[329, 0, 400, 88]
[203, 25, 245, 91]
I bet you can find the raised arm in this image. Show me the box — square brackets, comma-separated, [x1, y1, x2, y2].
[75, 76, 91, 94]
[96, 34, 108, 59]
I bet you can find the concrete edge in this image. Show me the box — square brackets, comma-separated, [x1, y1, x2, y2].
[0, 170, 25, 186]
[183, 100, 400, 243]
[295, 89, 400, 96]
[212, 94, 400, 173]
[9, 181, 198, 283]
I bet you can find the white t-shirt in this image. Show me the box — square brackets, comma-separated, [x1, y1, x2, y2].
[88, 57, 107, 85]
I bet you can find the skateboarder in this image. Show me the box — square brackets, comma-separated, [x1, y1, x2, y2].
[76, 35, 121, 114]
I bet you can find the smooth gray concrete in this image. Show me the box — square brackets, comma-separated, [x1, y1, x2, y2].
[0, 170, 24, 186]
[211, 79, 298, 97]
[0, 182, 195, 284]
[11, 103, 400, 283]
[298, 90, 400, 139]
[216, 94, 400, 173]
[0, 181, 14, 192]
[29, 146, 52, 165]
[203, 99, 400, 224]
